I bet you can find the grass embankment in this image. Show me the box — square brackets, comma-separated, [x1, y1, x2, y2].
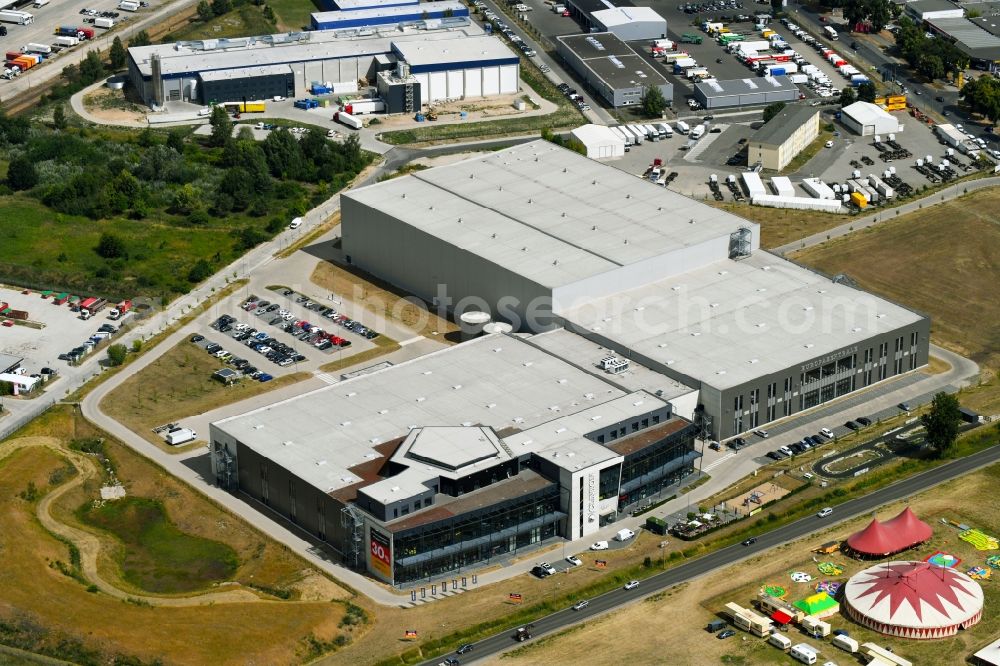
[100, 341, 310, 451]
[378, 56, 583, 145]
[310, 260, 459, 340]
[319, 336, 402, 373]
[780, 129, 833, 175]
[78, 496, 238, 594]
[266, 0, 321, 31]
[716, 200, 847, 249]
[792, 187, 1000, 413]
[0, 406, 356, 665]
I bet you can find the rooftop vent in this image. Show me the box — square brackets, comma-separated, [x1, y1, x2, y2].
[378, 409, 388, 414]
[416, 396, 425, 402]
[748, 358, 759, 364]
[346, 391, 357, 397]
[556, 427, 567, 433]
[282, 440, 293, 446]
[316, 460, 328, 466]
[486, 402, 497, 409]
[804, 343, 815, 349]
[423, 370, 432, 375]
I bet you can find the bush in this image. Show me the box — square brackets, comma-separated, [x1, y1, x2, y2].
[107, 344, 128, 367]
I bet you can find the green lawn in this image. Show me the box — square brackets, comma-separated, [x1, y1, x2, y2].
[267, 0, 323, 31]
[78, 497, 238, 594]
[0, 198, 238, 299]
[163, 4, 276, 42]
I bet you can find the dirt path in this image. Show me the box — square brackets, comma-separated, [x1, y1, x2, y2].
[1, 436, 276, 607]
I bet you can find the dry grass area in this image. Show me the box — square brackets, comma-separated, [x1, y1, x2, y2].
[792, 190, 1000, 373]
[925, 354, 952, 375]
[492, 462, 1000, 666]
[100, 341, 310, 451]
[81, 87, 147, 124]
[319, 337, 401, 373]
[0, 407, 356, 665]
[310, 260, 459, 341]
[716, 201, 847, 249]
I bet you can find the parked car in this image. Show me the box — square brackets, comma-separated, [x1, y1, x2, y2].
[717, 630, 736, 639]
[898, 402, 912, 411]
[190, 334, 204, 343]
[856, 417, 872, 426]
[590, 541, 609, 550]
[753, 429, 768, 438]
[819, 427, 834, 439]
[566, 555, 582, 566]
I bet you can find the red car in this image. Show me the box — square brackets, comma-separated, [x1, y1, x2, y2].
[1, 320, 13, 327]
[561, 9, 570, 15]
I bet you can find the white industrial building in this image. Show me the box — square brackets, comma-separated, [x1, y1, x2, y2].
[590, 6, 667, 41]
[570, 124, 626, 160]
[341, 141, 930, 440]
[126, 22, 518, 108]
[841, 101, 902, 136]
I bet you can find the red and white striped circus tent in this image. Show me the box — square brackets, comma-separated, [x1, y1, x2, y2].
[844, 561, 984, 639]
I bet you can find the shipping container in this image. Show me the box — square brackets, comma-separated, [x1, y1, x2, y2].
[23, 42, 51, 54]
[344, 99, 385, 115]
[850, 191, 867, 208]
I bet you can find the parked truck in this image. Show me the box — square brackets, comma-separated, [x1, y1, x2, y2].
[108, 300, 132, 320]
[118, 0, 140, 10]
[344, 99, 385, 115]
[165, 428, 197, 446]
[79, 297, 107, 319]
[54, 35, 79, 46]
[0, 10, 34, 24]
[334, 110, 362, 129]
[681, 32, 703, 44]
[22, 42, 51, 54]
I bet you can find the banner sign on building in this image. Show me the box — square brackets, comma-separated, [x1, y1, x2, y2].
[370, 528, 392, 578]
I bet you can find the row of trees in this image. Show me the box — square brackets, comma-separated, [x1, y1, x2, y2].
[837, 0, 896, 34]
[960, 75, 1000, 123]
[895, 16, 968, 81]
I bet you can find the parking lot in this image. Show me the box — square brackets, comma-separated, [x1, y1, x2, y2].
[188, 287, 380, 381]
[1, 0, 157, 81]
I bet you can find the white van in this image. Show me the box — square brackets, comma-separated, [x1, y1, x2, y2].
[615, 528, 635, 541]
[289, 217, 303, 229]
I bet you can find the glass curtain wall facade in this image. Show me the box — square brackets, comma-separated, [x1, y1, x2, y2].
[392, 485, 562, 584]
[617, 426, 697, 507]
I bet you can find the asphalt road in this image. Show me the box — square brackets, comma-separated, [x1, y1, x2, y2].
[428, 441, 1000, 665]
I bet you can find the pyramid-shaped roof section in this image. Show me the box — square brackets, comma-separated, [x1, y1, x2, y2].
[883, 506, 933, 545]
[847, 518, 898, 556]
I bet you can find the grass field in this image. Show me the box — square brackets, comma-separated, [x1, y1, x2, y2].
[162, 4, 276, 42]
[716, 200, 848, 249]
[77, 497, 238, 594]
[100, 341, 310, 450]
[267, 0, 322, 31]
[791, 188, 1000, 375]
[0, 407, 355, 665]
[0, 198, 239, 300]
[493, 459, 1000, 666]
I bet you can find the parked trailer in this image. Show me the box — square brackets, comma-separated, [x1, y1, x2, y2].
[344, 99, 385, 115]
[22, 42, 51, 54]
[802, 177, 836, 200]
[624, 125, 644, 143]
[334, 110, 362, 129]
[675, 120, 690, 135]
[93, 17, 115, 28]
[54, 35, 79, 46]
[118, 0, 140, 10]
[867, 174, 894, 198]
[656, 122, 673, 138]
[0, 10, 33, 24]
[663, 51, 691, 63]
[610, 126, 633, 146]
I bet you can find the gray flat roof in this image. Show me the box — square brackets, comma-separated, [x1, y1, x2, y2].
[907, 0, 962, 13]
[927, 16, 1000, 58]
[198, 63, 293, 81]
[128, 24, 483, 77]
[557, 33, 669, 90]
[392, 34, 517, 66]
[344, 140, 755, 288]
[695, 75, 797, 98]
[311, 1, 466, 24]
[557, 251, 925, 390]
[750, 105, 819, 147]
[591, 6, 666, 27]
[334, 0, 418, 10]
[214, 334, 628, 494]
[0, 353, 21, 372]
[527, 328, 696, 401]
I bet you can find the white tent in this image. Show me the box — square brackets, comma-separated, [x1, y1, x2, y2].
[841, 102, 901, 136]
[570, 124, 626, 160]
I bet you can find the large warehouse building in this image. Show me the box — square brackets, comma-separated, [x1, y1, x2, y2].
[126, 22, 517, 108]
[210, 334, 700, 585]
[556, 33, 672, 108]
[590, 6, 667, 41]
[747, 104, 820, 171]
[341, 141, 930, 439]
[694, 75, 798, 109]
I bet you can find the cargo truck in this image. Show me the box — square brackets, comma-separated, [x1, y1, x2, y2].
[94, 17, 115, 28]
[108, 300, 132, 320]
[334, 110, 362, 129]
[165, 428, 197, 446]
[79, 297, 107, 319]
[681, 33, 703, 44]
[22, 42, 51, 54]
[0, 10, 34, 24]
[690, 124, 705, 140]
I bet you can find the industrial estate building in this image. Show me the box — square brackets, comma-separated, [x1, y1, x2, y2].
[747, 105, 820, 171]
[926, 15, 1000, 69]
[126, 22, 517, 108]
[693, 75, 798, 109]
[210, 335, 700, 585]
[590, 6, 667, 42]
[556, 33, 672, 108]
[841, 101, 902, 136]
[213, 141, 930, 585]
[310, 1, 468, 30]
[341, 141, 930, 440]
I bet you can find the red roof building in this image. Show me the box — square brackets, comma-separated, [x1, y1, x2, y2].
[846, 507, 933, 557]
